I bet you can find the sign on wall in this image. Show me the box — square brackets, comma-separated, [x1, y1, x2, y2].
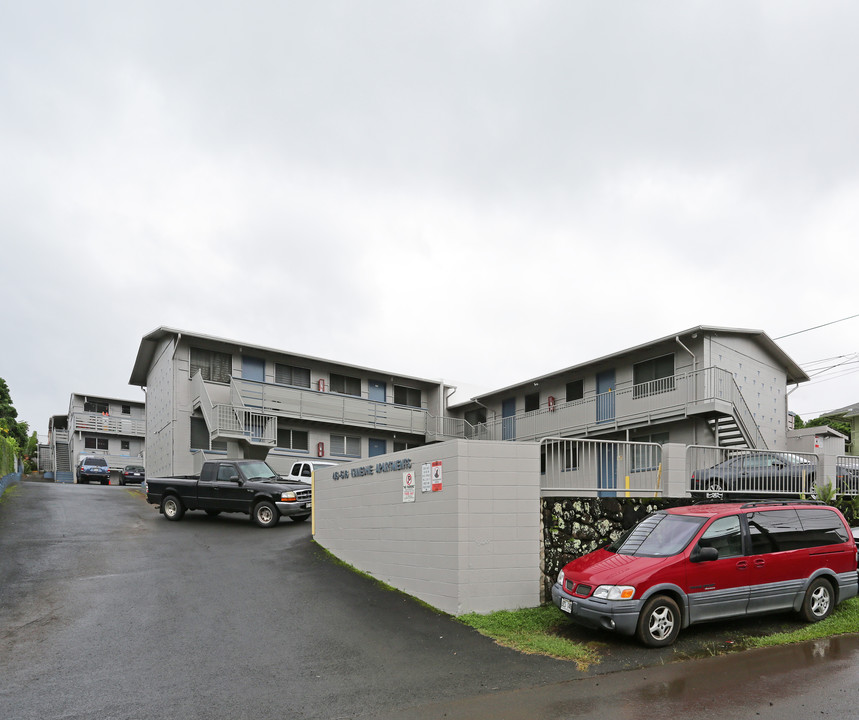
[421, 462, 431, 493]
[403, 470, 416, 503]
[431, 460, 443, 492]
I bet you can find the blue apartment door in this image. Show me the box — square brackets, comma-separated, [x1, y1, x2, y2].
[242, 356, 265, 382]
[369, 381, 386, 403]
[369, 439, 386, 457]
[597, 443, 617, 498]
[242, 356, 266, 409]
[596, 369, 615, 423]
[502, 398, 516, 440]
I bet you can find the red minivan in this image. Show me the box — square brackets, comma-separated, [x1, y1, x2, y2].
[552, 501, 858, 646]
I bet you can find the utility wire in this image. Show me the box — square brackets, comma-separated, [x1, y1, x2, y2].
[774, 312, 859, 340]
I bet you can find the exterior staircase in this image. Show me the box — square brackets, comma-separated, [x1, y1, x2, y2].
[709, 415, 750, 449]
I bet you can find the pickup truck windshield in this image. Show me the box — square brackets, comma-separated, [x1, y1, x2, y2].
[241, 461, 278, 481]
[607, 513, 705, 557]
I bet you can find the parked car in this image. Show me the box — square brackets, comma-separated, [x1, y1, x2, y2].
[121, 465, 145, 485]
[77, 456, 111, 485]
[691, 451, 859, 497]
[552, 500, 858, 647]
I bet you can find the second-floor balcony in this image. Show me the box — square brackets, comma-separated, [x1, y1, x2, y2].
[469, 367, 766, 449]
[230, 377, 431, 437]
[69, 412, 146, 437]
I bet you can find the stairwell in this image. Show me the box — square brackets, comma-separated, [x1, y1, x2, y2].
[709, 415, 750, 449]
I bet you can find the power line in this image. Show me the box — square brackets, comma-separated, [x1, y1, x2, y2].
[774, 312, 859, 340]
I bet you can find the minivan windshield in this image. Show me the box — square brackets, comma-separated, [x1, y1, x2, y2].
[608, 512, 706, 557]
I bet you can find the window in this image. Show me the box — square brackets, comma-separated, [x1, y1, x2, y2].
[121, 440, 130, 450]
[330, 373, 361, 397]
[525, 392, 540, 413]
[121, 405, 131, 415]
[393, 441, 419, 452]
[563, 443, 578, 471]
[190, 347, 232, 384]
[190, 417, 227, 451]
[633, 354, 675, 398]
[331, 434, 360, 457]
[747, 509, 804, 553]
[393, 385, 421, 408]
[84, 437, 108, 450]
[217, 464, 239, 482]
[609, 513, 705, 557]
[84, 400, 109, 414]
[277, 428, 309, 451]
[699, 516, 743, 558]
[275, 363, 311, 388]
[797, 509, 849, 547]
[464, 408, 487, 426]
[566, 380, 584, 403]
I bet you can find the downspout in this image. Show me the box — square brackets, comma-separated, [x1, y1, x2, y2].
[676, 336, 697, 444]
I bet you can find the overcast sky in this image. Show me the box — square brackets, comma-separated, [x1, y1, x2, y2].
[3, 1, 858, 438]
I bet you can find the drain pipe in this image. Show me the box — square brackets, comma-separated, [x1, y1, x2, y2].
[675, 335, 696, 372]
[676, 336, 697, 443]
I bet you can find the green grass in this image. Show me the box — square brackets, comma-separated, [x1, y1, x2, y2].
[458, 605, 600, 669]
[457, 597, 859, 666]
[743, 596, 859, 648]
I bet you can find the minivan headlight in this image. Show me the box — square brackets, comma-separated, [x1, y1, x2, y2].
[593, 585, 636, 600]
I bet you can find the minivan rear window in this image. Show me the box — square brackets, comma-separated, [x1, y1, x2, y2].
[608, 513, 705, 557]
[797, 508, 849, 546]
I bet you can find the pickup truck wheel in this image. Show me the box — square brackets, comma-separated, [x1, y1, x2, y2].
[253, 500, 279, 528]
[161, 495, 185, 521]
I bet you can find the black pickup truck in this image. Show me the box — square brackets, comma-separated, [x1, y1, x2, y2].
[145, 459, 312, 528]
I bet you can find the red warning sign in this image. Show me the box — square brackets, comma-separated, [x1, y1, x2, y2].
[431, 460, 443, 492]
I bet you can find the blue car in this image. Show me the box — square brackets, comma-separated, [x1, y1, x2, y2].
[77, 456, 111, 485]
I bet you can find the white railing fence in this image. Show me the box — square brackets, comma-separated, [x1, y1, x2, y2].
[540, 437, 664, 496]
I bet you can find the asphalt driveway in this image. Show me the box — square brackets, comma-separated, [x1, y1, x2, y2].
[0, 479, 836, 719]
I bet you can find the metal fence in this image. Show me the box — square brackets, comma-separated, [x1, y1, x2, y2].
[687, 446, 821, 498]
[540, 437, 664, 496]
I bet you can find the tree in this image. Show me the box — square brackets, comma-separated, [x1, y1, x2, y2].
[0, 377, 29, 448]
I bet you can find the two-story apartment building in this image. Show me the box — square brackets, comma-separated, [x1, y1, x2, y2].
[128, 327, 457, 477]
[41, 394, 146, 482]
[450, 326, 809, 452]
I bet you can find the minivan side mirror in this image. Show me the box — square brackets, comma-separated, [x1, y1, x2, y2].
[691, 545, 719, 563]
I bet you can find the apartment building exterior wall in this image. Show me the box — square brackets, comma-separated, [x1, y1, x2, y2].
[66, 393, 146, 478]
[129, 327, 454, 477]
[450, 327, 806, 453]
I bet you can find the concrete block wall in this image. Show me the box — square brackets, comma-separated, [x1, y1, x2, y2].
[312, 439, 542, 615]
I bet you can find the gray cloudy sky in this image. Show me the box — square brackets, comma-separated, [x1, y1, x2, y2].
[3, 1, 858, 437]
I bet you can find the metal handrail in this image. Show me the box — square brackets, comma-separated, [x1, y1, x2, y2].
[69, 412, 146, 437]
[472, 367, 767, 448]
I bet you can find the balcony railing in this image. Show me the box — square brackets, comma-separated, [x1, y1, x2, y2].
[192, 372, 276, 446]
[70, 413, 145, 437]
[470, 367, 766, 449]
[231, 377, 430, 437]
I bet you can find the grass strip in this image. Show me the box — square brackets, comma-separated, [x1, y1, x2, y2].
[458, 605, 600, 669]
